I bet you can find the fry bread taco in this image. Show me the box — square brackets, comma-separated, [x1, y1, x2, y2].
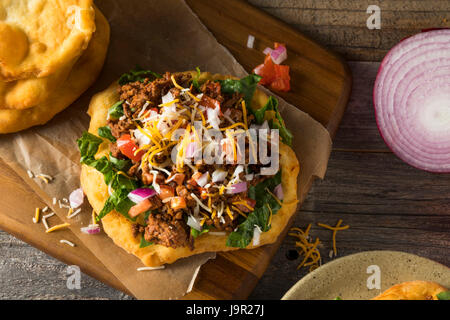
[373, 281, 448, 300]
[78, 70, 300, 267]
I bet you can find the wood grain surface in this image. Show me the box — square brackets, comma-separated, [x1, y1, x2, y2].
[1, 0, 449, 300]
[249, 0, 450, 61]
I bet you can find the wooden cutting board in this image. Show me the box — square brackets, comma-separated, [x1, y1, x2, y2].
[0, 0, 351, 299]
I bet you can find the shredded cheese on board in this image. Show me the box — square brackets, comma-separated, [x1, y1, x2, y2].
[45, 223, 70, 233]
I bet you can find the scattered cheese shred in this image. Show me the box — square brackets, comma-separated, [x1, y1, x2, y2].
[231, 205, 247, 218]
[137, 266, 165, 271]
[225, 206, 234, 220]
[289, 224, 322, 272]
[45, 223, 70, 233]
[34, 208, 40, 224]
[232, 201, 254, 211]
[92, 209, 97, 225]
[317, 219, 349, 257]
[241, 100, 248, 128]
[60, 239, 75, 247]
[170, 75, 184, 90]
[159, 99, 180, 107]
[265, 187, 283, 207]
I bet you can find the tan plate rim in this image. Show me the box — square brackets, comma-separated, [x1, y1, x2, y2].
[281, 250, 450, 300]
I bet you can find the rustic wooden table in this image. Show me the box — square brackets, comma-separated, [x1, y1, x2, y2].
[1, 0, 449, 300]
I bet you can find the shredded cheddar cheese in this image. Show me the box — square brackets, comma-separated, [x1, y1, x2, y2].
[317, 219, 349, 257]
[232, 200, 254, 211]
[289, 224, 322, 272]
[231, 205, 247, 218]
[46, 223, 70, 233]
[159, 99, 179, 107]
[241, 100, 248, 128]
[265, 187, 283, 207]
[34, 208, 40, 224]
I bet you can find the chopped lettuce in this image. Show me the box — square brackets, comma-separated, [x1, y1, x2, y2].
[254, 96, 293, 146]
[191, 225, 210, 238]
[192, 67, 202, 91]
[77, 132, 103, 163]
[107, 101, 124, 120]
[109, 153, 131, 171]
[118, 67, 162, 85]
[218, 74, 262, 109]
[218, 75, 293, 146]
[98, 126, 116, 142]
[77, 132, 139, 222]
[437, 290, 450, 300]
[226, 171, 282, 248]
[139, 234, 153, 248]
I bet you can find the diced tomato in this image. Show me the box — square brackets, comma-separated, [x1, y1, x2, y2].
[159, 185, 175, 200]
[270, 65, 291, 92]
[170, 197, 187, 210]
[187, 172, 203, 186]
[171, 173, 185, 185]
[117, 134, 144, 162]
[128, 199, 152, 218]
[253, 54, 275, 85]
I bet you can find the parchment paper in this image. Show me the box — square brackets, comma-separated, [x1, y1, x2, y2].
[0, 0, 332, 299]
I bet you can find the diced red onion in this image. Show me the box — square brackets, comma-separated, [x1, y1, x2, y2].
[81, 224, 101, 235]
[127, 188, 157, 204]
[263, 47, 273, 55]
[212, 169, 228, 183]
[195, 172, 209, 187]
[274, 184, 284, 200]
[69, 188, 84, 209]
[247, 34, 255, 49]
[187, 215, 202, 231]
[185, 142, 200, 158]
[374, 29, 450, 172]
[270, 44, 287, 64]
[227, 182, 247, 194]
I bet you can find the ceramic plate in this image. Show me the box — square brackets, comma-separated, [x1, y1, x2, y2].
[282, 250, 450, 300]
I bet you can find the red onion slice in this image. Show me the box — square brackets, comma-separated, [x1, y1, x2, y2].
[128, 188, 156, 204]
[274, 184, 284, 200]
[374, 29, 450, 172]
[227, 182, 247, 194]
[81, 224, 101, 235]
[69, 188, 84, 209]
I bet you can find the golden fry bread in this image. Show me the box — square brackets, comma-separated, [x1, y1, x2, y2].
[81, 73, 300, 267]
[0, 61, 74, 110]
[0, 0, 96, 80]
[0, 7, 109, 134]
[373, 281, 447, 300]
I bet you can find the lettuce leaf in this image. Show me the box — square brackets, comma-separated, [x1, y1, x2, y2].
[254, 96, 293, 146]
[218, 74, 262, 109]
[77, 132, 139, 222]
[192, 67, 202, 91]
[109, 153, 131, 171]
[108, 101, 124, 120]
[118, 67, 162, 85]
[226, 170, 282, 248]
[77, 132, 103, 163]
[191, 225, 210, 238]
[139, 234, 153, 248]
[98, 126, 116, 142]
[437, 291, 450, 300]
